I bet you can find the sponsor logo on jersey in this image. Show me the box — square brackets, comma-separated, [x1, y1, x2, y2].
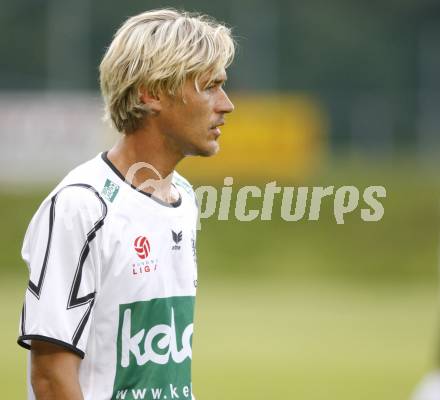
[102, 178, 120, 202]
[121, 307, 192, 367]
[171, 230, 182, 250]
[134, 236, 151, 259]
[112, 296, 194, 400]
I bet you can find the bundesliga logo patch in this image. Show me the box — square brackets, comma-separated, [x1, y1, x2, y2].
[132, 236, 158, 276]
[134, 236, 151, 259]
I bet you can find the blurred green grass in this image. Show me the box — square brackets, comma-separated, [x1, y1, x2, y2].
[1, 160, 439, 399]
[2, 276, 437, 399]
[193, 281, 438, 400]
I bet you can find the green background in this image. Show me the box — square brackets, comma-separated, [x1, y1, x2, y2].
[2, 1, 440, 398]
[2, 161, 438, 399]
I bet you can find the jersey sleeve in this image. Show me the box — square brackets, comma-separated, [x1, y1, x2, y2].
[17, 184, 107, 358]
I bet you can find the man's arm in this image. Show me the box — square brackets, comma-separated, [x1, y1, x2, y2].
[31, 341, 83, 400]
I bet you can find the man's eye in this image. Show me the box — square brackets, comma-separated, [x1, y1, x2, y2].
[206, 83, 225, 91]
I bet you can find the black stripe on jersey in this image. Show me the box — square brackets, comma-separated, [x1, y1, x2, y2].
[28, 194, 57, 299]
[65, 184, 107, 346]
[72, 298, 95, 347]
[17, 335, 85, 359]
[67, 204, 106, 309]
[27, 183, 107, 300]
[63, 184, 107, 346]
[20, 302, 26, 336]
[26, 183, 107, 351]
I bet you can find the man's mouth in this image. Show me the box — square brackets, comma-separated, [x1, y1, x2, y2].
[210, 121, 224, 129]
[210, 121, 224, 136]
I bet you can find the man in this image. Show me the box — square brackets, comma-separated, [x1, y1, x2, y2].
[17, 9, 235, 400]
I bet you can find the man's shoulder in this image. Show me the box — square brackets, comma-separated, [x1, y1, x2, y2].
[41, 154, 109, 212]
[62, 153, 106, 186]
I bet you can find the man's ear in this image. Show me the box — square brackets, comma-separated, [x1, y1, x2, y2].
[139, 87, 162, 114]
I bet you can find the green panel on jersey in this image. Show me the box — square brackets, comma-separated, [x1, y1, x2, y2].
[112, 296, 195, 400]
[102, 179, 120, 202]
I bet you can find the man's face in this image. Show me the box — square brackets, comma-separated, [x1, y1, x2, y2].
[157, 69, 234, 157]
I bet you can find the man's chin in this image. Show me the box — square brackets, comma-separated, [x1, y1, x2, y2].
[187, 142, 220, 157]
[202, 144, 220, 157]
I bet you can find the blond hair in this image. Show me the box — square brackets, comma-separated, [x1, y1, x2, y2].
[99, 9, 235, 133]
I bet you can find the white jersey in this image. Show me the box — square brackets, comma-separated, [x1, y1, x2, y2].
[18, 152, 199, 400]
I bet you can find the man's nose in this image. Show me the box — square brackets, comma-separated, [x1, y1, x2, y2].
[217, 89, 234, 114]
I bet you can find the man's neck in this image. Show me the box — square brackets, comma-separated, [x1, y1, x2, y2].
[107, 128, 184, 204]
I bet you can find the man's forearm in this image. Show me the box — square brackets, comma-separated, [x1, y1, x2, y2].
[31, 340, 83, 400]
[32, 373, 84, 400]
